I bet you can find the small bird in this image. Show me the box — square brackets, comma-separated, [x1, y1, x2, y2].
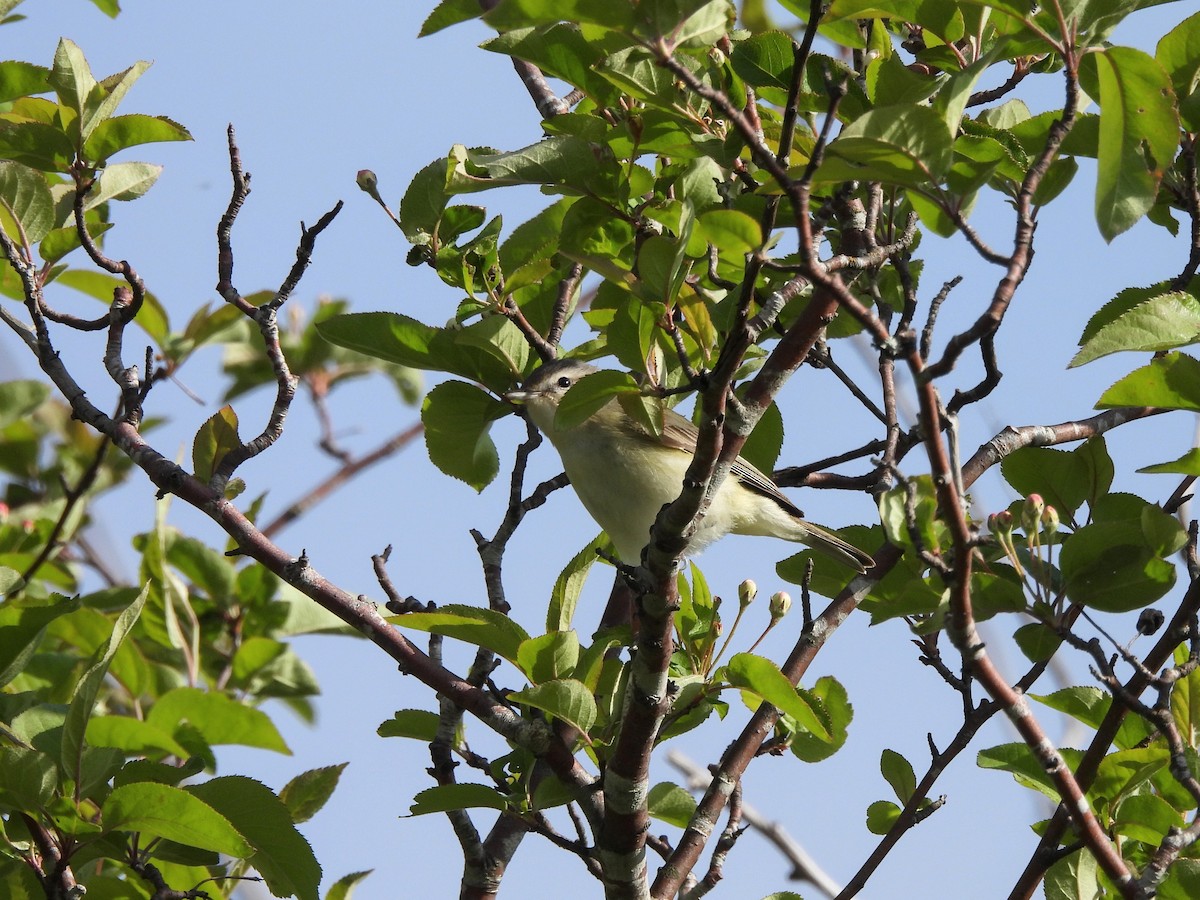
[505, 359, 874, 572]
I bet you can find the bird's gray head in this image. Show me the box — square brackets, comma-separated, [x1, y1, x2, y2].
[505, 359, 599, 408]
[504, 359, 601, 433]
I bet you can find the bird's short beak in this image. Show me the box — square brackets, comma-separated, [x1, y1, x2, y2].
[504, 389, 529, 405]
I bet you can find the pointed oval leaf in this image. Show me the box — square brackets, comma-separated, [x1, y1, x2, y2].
[726, 652, 831, 741]
[101, 782, 254, 857]
[189, 776, 321, 900]
[517, 630, 581, 684]
[647, 782, 697, 828]
[421, 380, 508, 491]
[280, 762, 348, 824]
[1071, 292, 1200, 367]
[0, 159, 53, 243]
[393, 604, 531, 664]
[1090, 46, 1180, 241]
[1097, 352, 1200, 410]
[192, 405, 241, 484]
[83, 114, 192, 164]
[145, 687, 289, 753]
[821, 104, 953, 188]
[510, 678, 597, 734]
[408, 783, 507, 816]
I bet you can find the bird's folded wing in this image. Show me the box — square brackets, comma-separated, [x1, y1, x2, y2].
[623, 403, 806, 519]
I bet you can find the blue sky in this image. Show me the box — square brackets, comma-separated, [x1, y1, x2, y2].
[3, 2, 1198, 897]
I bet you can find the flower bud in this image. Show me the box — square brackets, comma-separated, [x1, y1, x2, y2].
[1021, 494, 1045, 533]
[738, 579, 757, 608]
[990, 509, 1013, 539]
[356, 169, 378, 193]
[1040, 505, 1059, 535]
[769, 590, 791, 621]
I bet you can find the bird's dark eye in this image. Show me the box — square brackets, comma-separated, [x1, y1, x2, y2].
[556, 376, 572, 388]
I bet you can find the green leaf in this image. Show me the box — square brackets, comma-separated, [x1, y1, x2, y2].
[0, 120, 75, 172]
[326, 870, 374, 900]
[377, 709, 441, 741]
[1044, 849, 1100, 900]
[819, 104, 953, 188]
[82, 160, 162, 208]
[1114, 793, 1182, 845]
[789, 675, 852, 763]
[1097, 352, 1200, 411]
[408, 783, 507, 816]
[726, 653, 830, 741]
[1013, 622, 1062, 663]
[509, 678, 597, 734]
[189, 776, 322, 900]
[83, 114, 191, 164]
[49, 38, 97, 139]
[878, 474, 945, 552]
[647, 782, 697, 828]
[482, 24, 610, 100]
[53, 269, 170, 344]
[1089, 46, 1180, 241]
[280, 763, 347, 824]
[554, 368, 641, 431]
[316, 312, 515, 392]
[0, 380, 50, 428]
[738, 397, 783, 475]
[731, 30, 795, 92]
[421, 380, 508, 492]
[547, 533, 610, 632]
[80, 60, 151, 143]
[420, 0, 482, 36]
[101, 782, 254, 856]
[0, 61, 51, 104]
[1061, 516, 1178, 613]
[865, 799, 902, 835]
[84, 717, 188, 758]
[393, 604, 531, 664]
[453, 315, 530, 377]
[0, 159, 53, 243]
[880, 748, 916, 803]
[1070, 292, 1200, 367]
[999, 436, 1113, 520]
[0, 596, 82, 688]
[61, 585, 148, 781]
[483, 0, 636, 32]
[517, 630, 581, 684]
[1157, 11, 1200, 130]
[1159, 859, 1200, 900]
[1140, 448, 1200, 475]
[0, 746, 58, 810]
[146, 687, 290, 753]
[192, 405, 241, 483]
[695, 208, 762, 255]
[978, 743, 1085, 803]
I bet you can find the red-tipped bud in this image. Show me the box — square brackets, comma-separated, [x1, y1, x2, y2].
[1021, 494, 1045, 533]
[1041, 505, 1059, 535]
[990, 509, 1014, 539]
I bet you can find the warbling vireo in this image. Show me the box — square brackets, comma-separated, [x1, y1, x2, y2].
[505, 359, 874, 572]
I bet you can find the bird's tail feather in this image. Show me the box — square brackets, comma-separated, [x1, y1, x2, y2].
[797, 522, 874, 573]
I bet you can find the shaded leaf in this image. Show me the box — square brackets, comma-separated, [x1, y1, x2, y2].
[647, 782, 697, 828]
[101, 782, 253, 856]
[408, 783, 507, 816]
[510, 678, 597, 733]
[393, 604, 530, 664]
